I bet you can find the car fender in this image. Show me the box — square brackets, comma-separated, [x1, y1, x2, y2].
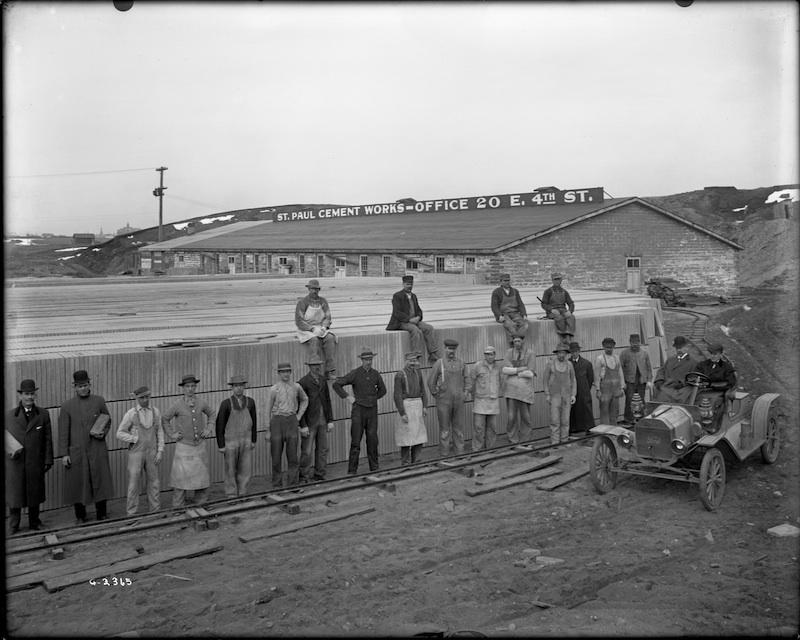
[590, 424, 632, 438]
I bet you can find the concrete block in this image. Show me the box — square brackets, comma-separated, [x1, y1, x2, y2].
[767, 523, 800, 538]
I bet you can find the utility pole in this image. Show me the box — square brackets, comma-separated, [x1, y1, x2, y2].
[153, 166, 168, 241]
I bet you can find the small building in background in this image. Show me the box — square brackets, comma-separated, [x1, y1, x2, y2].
[72, 233, 95, 246]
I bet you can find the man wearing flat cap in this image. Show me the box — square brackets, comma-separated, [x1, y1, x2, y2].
[619, 334, 653, 423]
[491, 273, 529, 346]
[117, 386, 165, 516]
[386, 275, 441, 365]
[428, 338, 470, 456]
[595, 338, 624, 425]
[544, 343, 577, 445]
[298, 357, 335, 482]
[393, 351, 429, 465]
[295, 279, 338, 380]
[216, 375, 257, 498]
[540, 272, 576, 338]
[333, 348, 387, 473]
[265, 363, 308, 489]
[502, 333, 536, 444]
[653, 336, 696, 403]
[162, 375, 216, 508]
[467, 346, 504, 452]
[59, 370, 114, 523]
[6, 379, 53, 533]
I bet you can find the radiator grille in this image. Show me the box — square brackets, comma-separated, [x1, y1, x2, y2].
[635, 420, 673, 460]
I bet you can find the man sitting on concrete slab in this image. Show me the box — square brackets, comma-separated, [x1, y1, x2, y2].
[295, 279, 337, 380]
[540, 272, 576, 339]
[386, 275, 441, 364]
[491, 273, 529, 346]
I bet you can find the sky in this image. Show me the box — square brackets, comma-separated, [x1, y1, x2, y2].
[4, 1, 798, 236]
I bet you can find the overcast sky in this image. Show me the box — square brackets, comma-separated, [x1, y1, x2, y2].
[4, 1, 798, 236]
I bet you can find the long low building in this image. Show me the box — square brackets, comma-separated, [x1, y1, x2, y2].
[137, 187, 743, 294]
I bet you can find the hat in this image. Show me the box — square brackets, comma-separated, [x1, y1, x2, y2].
[228, 375, 248, 385]
[553, 343, 570, 353]
[443, 338, 459, 347]
[73, 370, 90, 385]
[404, 351, 421, 360]
[358, 348, 376, 359]
[511, 332, 526, 340]
[551, 272, 563, 279]
[305, 279, 321, 289]
[629, 334, 641, 343]
[483, 346, 496, 355]
[708, 343, 724, 354]
[18, 379, 38, 393]
[569, 341, 581, 351]
[179, 374, 200, 386]
[305, 356, 324, 366]
[133, 385, 150, 397]
[276, 362, 292, 371]
[673, 336, 687, 348]
[602, 337, 616, 347]
[500, 273, 511, 280]
[401, 275, 414, 283]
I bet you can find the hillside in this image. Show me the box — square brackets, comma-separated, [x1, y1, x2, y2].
[5, 186, 798, 290]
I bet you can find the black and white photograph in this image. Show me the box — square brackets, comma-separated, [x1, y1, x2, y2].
[4, 1, 798, 636]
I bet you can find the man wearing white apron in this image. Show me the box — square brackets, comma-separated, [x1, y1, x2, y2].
[162, 375, 216, 508]
[393, 351, 429, 465]
[295, 279, 337, 380]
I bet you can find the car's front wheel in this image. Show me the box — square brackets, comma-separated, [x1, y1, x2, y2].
[698, 447, 726, 511]
[589, 436, 618, 494]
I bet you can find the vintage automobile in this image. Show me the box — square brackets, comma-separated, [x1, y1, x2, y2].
[588, 370, 783, 511]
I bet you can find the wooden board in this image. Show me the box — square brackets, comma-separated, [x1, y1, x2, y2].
[536, 468, 589, 491]
[238, 506, 375, 543]
[496, 455, 562, 480]
[43, 542, 223, 592]
[465, 466, 563, 497]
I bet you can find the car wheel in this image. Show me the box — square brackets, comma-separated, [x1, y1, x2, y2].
[698, 448, 726, 511]
[753, 394, 782, 464]
[590, 436, 617, 494]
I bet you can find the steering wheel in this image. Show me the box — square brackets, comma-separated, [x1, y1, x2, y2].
[685, 371, 710, 388]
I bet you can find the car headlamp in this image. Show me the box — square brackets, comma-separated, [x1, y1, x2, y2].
[618, 432, 633, 448]
[670, 439, 687, 454]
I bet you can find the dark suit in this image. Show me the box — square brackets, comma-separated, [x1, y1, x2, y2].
[298, 372, 334, 480]
[6, 404, 54, 530]
[385, 289, 440, 360]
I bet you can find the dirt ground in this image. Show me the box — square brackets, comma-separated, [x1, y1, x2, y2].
[6, 291, 799, 637]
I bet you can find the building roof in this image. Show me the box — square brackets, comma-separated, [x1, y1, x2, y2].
[140, 197, 742, 253]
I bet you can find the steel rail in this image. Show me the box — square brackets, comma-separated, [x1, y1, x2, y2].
[6, 434, 592, 555]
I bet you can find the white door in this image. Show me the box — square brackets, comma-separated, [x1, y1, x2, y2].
[334, 257, 347, 279]
[626, 257, 641, 292]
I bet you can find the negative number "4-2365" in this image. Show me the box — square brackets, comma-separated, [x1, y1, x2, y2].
[89, 576, 132, 586]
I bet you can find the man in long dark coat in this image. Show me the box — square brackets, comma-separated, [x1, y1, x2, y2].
[59, 370, 114, 523]
[568, 341, 595, 435]
[6, 379, 53, 533]
[653, 336, 696, 404]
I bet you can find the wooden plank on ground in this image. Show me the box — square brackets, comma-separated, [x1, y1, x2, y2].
[536, 468, 589, 491]
[238, 506, 375, 543]
[497, 455, 562, 480]
[43, 542, 223, 592]
[7, 548, 143, 592]
[465, 467, 563, 497]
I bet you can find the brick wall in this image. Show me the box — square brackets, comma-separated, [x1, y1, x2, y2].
[487, 202, 739, 294]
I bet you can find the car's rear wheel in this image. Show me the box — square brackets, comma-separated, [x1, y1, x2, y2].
[753, 394, 782, 464]
[698, 447, 726, 511]
[590, 436, 618, 494]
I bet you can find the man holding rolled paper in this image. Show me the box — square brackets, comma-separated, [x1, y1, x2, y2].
[58, 370, 114, 523]
[6, 379, 54, 533]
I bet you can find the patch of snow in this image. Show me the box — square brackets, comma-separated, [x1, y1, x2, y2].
[199, 214, 234, 225]
[173, 222, 190, 230]
[57, 255, 75, 261]
[720, 325, 730, 336]
[7, 237, 36, 246]
[55, 246, 87, 252]
[765, 188, 799, 204]
[732, 205, 747, 213]
[92, 247, 101, 252]
[743, 304, 751, 311]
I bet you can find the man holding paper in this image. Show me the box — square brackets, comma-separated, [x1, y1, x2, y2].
[58, 370, 114, 523]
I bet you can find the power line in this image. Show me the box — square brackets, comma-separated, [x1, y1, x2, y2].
[8, 167, 156, 178]
[168, 194, 223, 211]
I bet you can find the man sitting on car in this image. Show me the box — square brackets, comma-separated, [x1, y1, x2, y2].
[694, 343, 737, 401]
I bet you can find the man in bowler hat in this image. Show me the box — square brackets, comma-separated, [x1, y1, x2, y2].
[59, 370, 114, 523]
[7, 379, 53, 533]
[653, 336, 696, 403]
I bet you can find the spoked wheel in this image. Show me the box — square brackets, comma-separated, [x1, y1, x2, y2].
[590, 436, 618, 493]
[753, 393, 782, 464]
[698, 448, 726, 511]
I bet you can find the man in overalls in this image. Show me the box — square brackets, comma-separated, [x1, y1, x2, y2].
[540, 272, 576, 338]
[544, 343, 576, 444]
[594, 338, 624, 426]
[468, 346, 504, 452]
[117, 385, 165, 516]
[491, 273, 529, 346]
[162, 375, 216, 508]
[393, 351, 429, 465]
[216, 375, 257, 498]
[427, 338, 470, 456]
[295, 279, 337, 380]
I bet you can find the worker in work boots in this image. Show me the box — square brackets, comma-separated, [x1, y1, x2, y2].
[216, 375, 258, 498]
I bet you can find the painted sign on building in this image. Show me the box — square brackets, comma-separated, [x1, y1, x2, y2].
[273, 187, 604, 223]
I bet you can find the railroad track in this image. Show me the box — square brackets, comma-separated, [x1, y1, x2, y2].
[6, 435, 592, 557]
